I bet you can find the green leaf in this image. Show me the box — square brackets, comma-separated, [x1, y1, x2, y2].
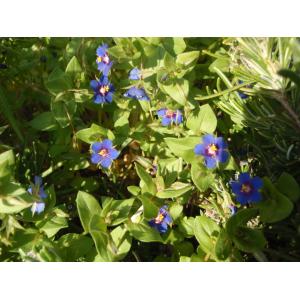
[76, 123, 109, 144]
[275, 172, 300, 203]
[226, 208, 266, 253]
[156, 182, 192, 199]
[0, 182, 33, 214]
[127, 221, 163, 243]
[164, 136, 200, 164]
[0, 150, 15, 181]
[169, 202, 183, 222]
[89, 214, 111, 261]
[233, 227, 266, 253]
[56, 233, 94, 262]
[36, 215, 68, 238]
[127, 186, 141, 196]
[135, 163, 157, 196]
[138, 194, 160, 220]
[75, 191, 102, 233]
[162, 37, 186, 55]
[256, 178, 293, 223]
[65, 56, 82, 74]
[178, 216, 195, 237]
[194, 216, 220, 256]
[163, 78, 189, 106]
[191, 163, 215, 192]
[45, 67, 72, 94]
[110, 225, 132, 261]
[215, 228, 232, 261]
[176, 51, 199, 70]
[209, 57, 230, 73]
[186, 104, 217, 134]
[101, 198, 135, 226]
[29, 112, 58, 131]
[51, 93, 77, 128]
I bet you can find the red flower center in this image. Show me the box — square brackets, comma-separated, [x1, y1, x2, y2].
[97, 54, 110, 64]
[99, 148, 109, 157]
[99, 85, 109, 96]
[206, 144, 218, 157]
[241, 183, 252, 194]
[154, 213, 165, 224]
[165, 110, 176, 118]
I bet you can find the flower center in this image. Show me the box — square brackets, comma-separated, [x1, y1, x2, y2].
[99, 85, 110, 95]
[99, 148, 109, 157]
[154, 213, 165, 224]
[206, 144, 218, 156]
[165, 110, 176, 118]
[97, 54, 110, 64]
[241, 183, 252, 194]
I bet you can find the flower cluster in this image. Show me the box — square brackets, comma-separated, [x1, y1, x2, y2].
[27, 176, 47, 215]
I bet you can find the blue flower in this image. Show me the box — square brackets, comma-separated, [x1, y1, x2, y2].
[31, 202, 46, 215]
[123, 87, 149, 101]
[27, 176, 47, 215]
[157, 109, 183, 126]
[90, 76, 114, 104]
[96, 44, 113, 76]
[194, 134, 229, 168]
[129, 68, 141, 80]
[91, 139, 119, 169]
[230, 172, 263, 205]
[148, 205, 172, 233]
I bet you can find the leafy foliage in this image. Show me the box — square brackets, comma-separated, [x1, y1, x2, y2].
[1, 37, 300, 261]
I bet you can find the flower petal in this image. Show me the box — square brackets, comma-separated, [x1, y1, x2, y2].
[39, 187, 47, 199]
[90, 80, 99, 90]
[230, 181, 242, 194]
[92, 142, 103, 153]
[215, 137, 228, 149]
[251, 176, 263, 190]
[99, 75, 109, 86]
[100, 157, 113, 168]
[96, 44, 108, 57]
[202, 134, 215, 146]
[205, 156, 217, 169]
[250, 191, 262, 203]
[91, 153, 102, 164]
[194, 143, 205, 156]
[105, 92, 113, 103]
[235, 193, 249, 205]
[239, 172, 251, 183]
[101, 139, 113, 149]
[108, 148, 119, 160]
[161, 117, 172, 126]
[94, 94, 105, 104]
[34, 176, 43, 186]
[157, 109, 167, 117]
[129, 68, 141, 80]
[217, 150, 229, 164]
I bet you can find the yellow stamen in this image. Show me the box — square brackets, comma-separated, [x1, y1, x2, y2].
[155, 213, 165, 224]
[97, 56, 102, 63]
[207, 144, 218, 156]
[99, 85, 110, 95]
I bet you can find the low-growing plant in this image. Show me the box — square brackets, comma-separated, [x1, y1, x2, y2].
[0, 37, 300, 261]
